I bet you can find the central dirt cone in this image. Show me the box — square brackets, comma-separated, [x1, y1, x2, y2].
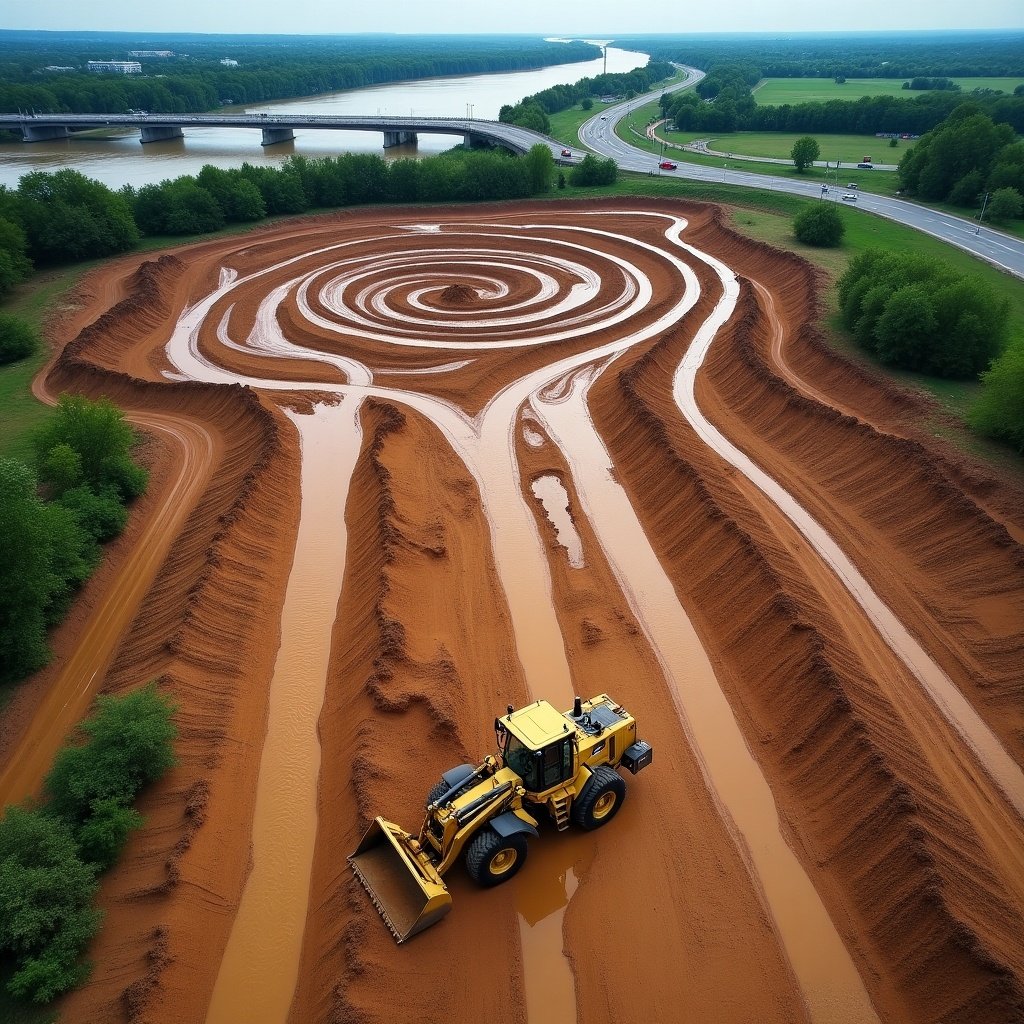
[439, 282, 476, 306]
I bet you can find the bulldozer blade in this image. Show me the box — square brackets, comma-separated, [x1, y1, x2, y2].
[349, 817, 453, 943]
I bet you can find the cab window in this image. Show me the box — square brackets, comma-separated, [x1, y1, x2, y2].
[505, 735, 539, 790]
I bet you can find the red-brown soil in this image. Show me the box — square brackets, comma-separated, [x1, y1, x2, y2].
[2, 200, 1021, 1024]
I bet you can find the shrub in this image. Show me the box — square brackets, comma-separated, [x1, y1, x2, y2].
[793, 203, 845, 247]
[837, 250, 1008, 378]
[970, 336, 1024, 451]
[45, 682, 178, 823]
[34, 394, 148, 501]
[791, 135, 820, 172]
[57, 484, 129, 543]
[0, 806, 101, 1003]
[75, 798, 144, 872]
[0, 313, 38, 365]
[569, 154, 618, 187]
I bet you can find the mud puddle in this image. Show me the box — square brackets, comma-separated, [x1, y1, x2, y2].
[531, 474, 585, 568]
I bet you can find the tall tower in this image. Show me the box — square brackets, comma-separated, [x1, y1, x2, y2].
[603, 45, 607, 76]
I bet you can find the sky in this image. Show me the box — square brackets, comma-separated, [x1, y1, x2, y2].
[2, 0, 1021, 35]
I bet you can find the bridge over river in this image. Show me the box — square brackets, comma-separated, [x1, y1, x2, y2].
[0, 112, 571, 160]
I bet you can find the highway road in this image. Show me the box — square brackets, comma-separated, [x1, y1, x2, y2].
[579, 66, 1024, 281]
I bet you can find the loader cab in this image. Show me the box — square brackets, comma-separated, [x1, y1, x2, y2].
[496, 700, 576, 795]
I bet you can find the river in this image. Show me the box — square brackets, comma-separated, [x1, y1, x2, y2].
[0, 43, 647, 189]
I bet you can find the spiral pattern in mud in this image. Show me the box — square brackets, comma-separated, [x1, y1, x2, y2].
[179, 221, 692, 384]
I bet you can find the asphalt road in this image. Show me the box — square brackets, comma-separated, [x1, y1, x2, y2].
[579, 67, 1024, 281]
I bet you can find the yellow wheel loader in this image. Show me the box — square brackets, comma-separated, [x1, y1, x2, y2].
[349, 693, 653, 942]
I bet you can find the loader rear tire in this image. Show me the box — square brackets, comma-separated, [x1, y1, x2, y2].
[465, 828, 528, 888]
[571, 765, 626, 831]
[427, 779, 449, 806]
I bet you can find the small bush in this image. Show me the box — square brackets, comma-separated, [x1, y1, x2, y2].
[0, 806, 101, 1003]
[0, 314, 38, 365]
[793, 203, 845, 247]
[75, 798, 144, 871]
[569, 154, 618, 186]
[45, 682, 178, 823]
[57, 485, 129, 543]
[970, 336, 1024, 451]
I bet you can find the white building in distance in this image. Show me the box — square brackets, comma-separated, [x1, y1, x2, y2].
[87, 61, 142, 74]
[219, 58, 239, 66]
[129, 50, 175, 58]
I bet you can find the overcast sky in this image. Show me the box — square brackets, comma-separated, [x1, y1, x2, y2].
[2, 0, 1021, 35]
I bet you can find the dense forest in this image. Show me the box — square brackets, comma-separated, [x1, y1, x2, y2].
[0, 32, 599, 114]
[618, 31, 1024, 80]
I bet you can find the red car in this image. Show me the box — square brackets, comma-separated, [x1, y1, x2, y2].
[659, 160, 677, 170]
[560, 148, 572, 157]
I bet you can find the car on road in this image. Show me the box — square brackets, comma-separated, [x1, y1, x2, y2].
[561, 148, 572, 157]
[846, 183, 858, 189]
[842, 193, 858, 202]
[856, 163, 873, 169]
[659, 160, 677, 170]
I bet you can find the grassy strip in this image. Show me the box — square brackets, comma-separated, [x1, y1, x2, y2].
[753, 76, 1024, 105]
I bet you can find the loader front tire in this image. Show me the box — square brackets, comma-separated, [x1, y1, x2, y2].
[465, 828, 528, 888]
[572, 765, 626, 831]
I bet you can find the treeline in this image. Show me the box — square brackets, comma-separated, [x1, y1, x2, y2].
[1, 395, 148, 683]
[0, 683, 176, 1003]
[837, 250, 1023, 449]
[0, 33, 599, 114]
[664, 75, 1024, 136]
[499, 60, 674, 133]
[898, 105, 1023, 216]
[619, 31, 1024, 80]
[0, 146, 558, 288]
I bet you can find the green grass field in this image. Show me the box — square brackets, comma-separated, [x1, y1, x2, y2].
[753, 77, 1024, 105]
[663, 130, 913, 165]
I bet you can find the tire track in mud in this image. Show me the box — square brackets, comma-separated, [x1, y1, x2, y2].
[17, 201, 1022, 1024]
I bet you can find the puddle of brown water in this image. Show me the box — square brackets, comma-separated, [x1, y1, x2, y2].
[531, 474, 585, 569]
[205, 399, 361, 1024]
[516, 834, 583, 1024]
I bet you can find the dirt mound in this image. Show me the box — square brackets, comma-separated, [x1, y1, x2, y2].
[438, 282, 477, 305]
[4, 199, 1021, 1024]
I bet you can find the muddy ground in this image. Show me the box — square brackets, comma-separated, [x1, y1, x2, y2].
[1, 200, 1022, 1024]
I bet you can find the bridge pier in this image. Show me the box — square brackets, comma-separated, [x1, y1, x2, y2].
[261, 127, 295, 146]
[140, 125, 184, 144]
[463, 132, 492, 150]
[21, 124, 69, 142]
[382, 130, 417, 149]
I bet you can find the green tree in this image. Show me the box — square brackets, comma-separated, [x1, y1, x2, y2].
[791, 135, 820, 172]
[0, 312, 38, 365]
[873, 285, 938, 370]
[793, 203, 845, 247]
[524, 144, 554, 193]
[988, 186, 1024, 222]
[44, 682, 178, 823]
[581, 96, 593, 110]
[970, 336, 1024, 450]
[34, 394, 148, 501]
[569, 154, 618, 187]
[0, 459, 93, 682]
[0, 216, 33, 299]
[0, 805, 100, 1003]
[15, 169, 138, 264]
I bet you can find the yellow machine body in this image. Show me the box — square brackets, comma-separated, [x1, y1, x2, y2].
[348, 694, 650, 943]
